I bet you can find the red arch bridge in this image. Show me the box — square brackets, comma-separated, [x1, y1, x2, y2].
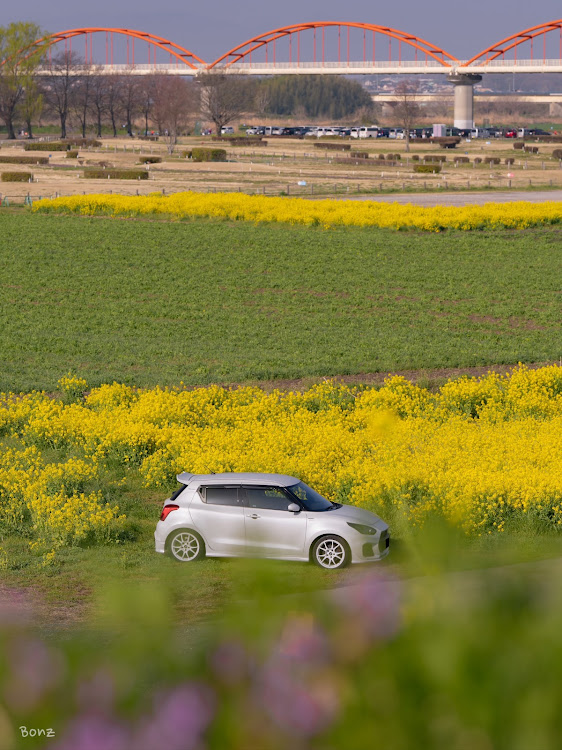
[17, 20, 562, 129]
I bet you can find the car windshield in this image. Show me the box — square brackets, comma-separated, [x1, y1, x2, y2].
[288, 482, 334, 511]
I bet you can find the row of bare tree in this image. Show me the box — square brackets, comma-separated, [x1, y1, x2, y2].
[12, 52, 256, 152]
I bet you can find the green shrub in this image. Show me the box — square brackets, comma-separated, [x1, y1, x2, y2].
[349, 151, 369, 159]
[24, 142, 69, 151]
[413, 164, 442, 174]
[84, 169, 149, 180]
[191, 148, 227, 162]
[0, 155, 48, 165]
[1, 171, 32, 182]
[66, 151, 79, 159]
[553, 149, 562, 160]
[181, 150, 192, 159]
[513, 141, 525, 150]
[138, 156, 162, 164]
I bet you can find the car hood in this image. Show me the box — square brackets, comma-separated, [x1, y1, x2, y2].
[325, 504, 388, 530]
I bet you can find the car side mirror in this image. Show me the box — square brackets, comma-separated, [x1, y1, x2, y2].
[287, 503, 301, 513]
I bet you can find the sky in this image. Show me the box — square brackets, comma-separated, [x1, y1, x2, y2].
[2, 0, 560, 63]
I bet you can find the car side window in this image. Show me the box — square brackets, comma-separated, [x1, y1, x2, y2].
[202, 486, 243, 507]
[243, 486, 294, 511]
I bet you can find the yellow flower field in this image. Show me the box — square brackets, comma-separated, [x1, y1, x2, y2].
[32, 192, 562, 231]
[0, 366, 561, 554]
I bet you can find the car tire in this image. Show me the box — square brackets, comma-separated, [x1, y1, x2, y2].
[166, 529, 205, 563]
[311, 535, 350, 570]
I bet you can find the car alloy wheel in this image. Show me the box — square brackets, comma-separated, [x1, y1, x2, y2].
[313, 536, 349, 570]
[168, 530, 204, 562]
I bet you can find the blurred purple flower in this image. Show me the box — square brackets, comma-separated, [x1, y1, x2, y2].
[275, 613, 328, 665]
[53, 715, 129, 750]
[330, 571, 401, 641]
[210, 639, 249, 685]
[0, 587, 35, 627]
[4, 636, 65, 711]
[76, 669, 116, 714]
[132, 682, 215, 750]
[258, 661, 340, 737]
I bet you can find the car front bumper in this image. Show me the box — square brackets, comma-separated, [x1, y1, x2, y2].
[349, 528, 390, 563]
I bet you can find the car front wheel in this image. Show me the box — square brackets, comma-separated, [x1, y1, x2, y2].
[167, 529, 205, 562]
[312, 535, 350, 570]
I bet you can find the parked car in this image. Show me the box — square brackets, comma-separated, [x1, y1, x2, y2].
[220, 126, 235, 135]
[155, 472, 390, 569]
[504, 129, 518, 138]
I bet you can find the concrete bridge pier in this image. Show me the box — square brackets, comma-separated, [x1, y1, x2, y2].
[447, 73, 483, 129]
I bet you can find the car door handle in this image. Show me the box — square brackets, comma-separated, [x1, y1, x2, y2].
[249, 513, 260, 519]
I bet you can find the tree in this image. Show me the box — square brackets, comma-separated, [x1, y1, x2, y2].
[256, 75, 372, 120]
[152, 76, 197, 153]
[20, 77, 43, 138]
[198, 72, 254, 136]
[71, 63, 95, 138]
[104, 75, 123, 137]
[120, 75, 142, 137]
[139, 75, 157, 136]
[42, 51, 81, 138]
[89, 71, 108, 138]
[393, 80, 420, 153]
[0, 22, 44, 139]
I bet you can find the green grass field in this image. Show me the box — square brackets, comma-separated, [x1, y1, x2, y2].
[0, 212, 560, 393]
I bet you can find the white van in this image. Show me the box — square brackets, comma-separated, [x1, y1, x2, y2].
[352, 126, 378, 139]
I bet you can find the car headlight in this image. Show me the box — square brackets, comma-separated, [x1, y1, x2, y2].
[347, 522, 377, 535]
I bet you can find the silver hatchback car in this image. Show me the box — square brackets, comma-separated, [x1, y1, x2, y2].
[155, 472, 390, 570]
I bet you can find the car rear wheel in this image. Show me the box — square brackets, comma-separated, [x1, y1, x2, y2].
[312, 535, 350, 570]
[167, 529, 205, 562]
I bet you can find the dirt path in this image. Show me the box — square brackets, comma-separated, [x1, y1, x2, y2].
[347, 189, 562, 206]
[225, 360, 557, 393]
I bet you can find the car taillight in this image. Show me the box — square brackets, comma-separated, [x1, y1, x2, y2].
[160, 504, 179, 521]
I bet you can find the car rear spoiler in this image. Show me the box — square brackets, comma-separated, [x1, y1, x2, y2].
[176, 472, 194, 485]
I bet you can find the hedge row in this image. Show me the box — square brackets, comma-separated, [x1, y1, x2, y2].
[553, 149, 562, 160]
[138, 156, 162, 164]
[429, 137, 461, 149]
[84, 169, 149, 180]
[484, 157, 501, 165]
[313, 142, 351, 151]
[191, 148, 227, 162]
[211, 137, 267, 146]
[0, 155, 48, 164]
[414, 164, 442, 174]
[424, 155, 447, 163]
[1, 172, 32, 182]
[24, 138, 101, 152]
[24, 142, 69, 151]
[66, 151, 79, 159]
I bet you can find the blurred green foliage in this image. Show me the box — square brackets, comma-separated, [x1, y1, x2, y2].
[2, 530, 562, 749]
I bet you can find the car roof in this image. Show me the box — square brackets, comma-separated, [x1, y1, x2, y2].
[177, 472, 300, 487]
